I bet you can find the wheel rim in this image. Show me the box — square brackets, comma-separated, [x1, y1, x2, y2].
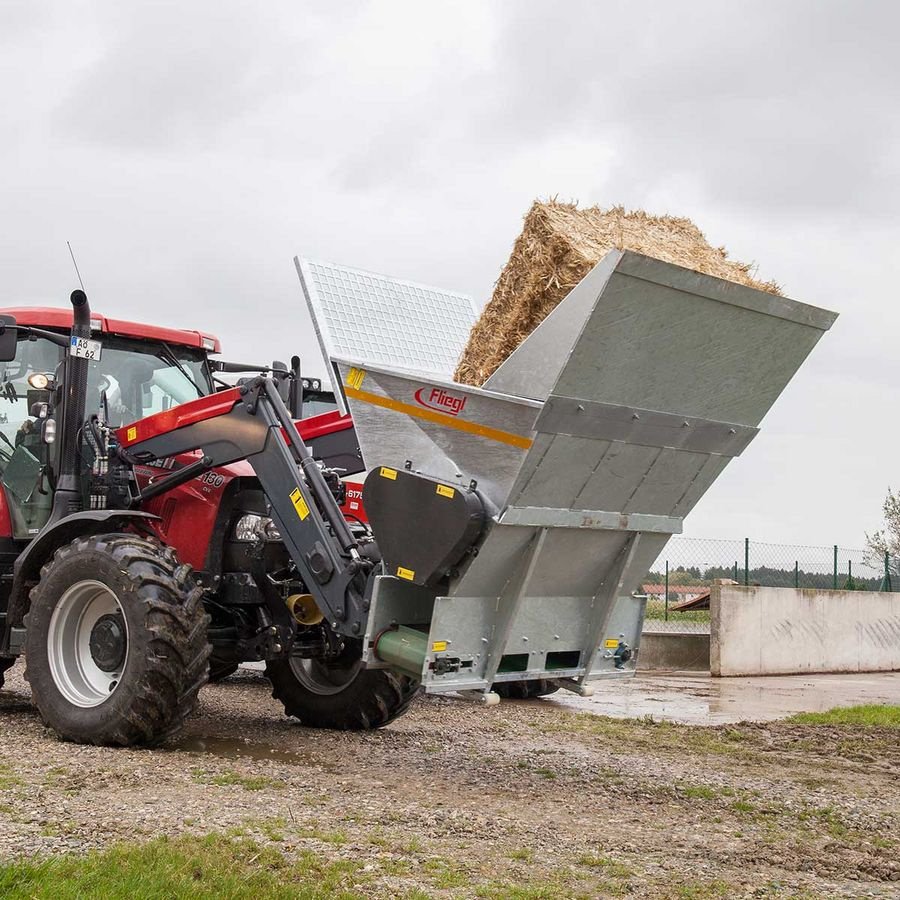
[288, 656, 361, 696]
[47, 580, 128, 708]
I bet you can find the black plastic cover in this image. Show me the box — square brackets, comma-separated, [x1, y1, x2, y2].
[362, 467, 485, 587]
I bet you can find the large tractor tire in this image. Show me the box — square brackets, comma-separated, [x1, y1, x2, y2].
[266, 642, 418, 730]
[24, 534, 210, 746]
[492, 679, 560, 699]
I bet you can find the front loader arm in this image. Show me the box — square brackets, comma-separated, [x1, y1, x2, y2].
[115, 378, 371, 637]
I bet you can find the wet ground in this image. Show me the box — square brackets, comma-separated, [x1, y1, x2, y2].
[555, 670, 900, 725]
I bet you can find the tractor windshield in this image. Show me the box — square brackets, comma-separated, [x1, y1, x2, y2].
[85, 337, 213, 428]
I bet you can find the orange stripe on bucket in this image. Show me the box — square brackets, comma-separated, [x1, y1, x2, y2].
[344, 386, 534, 450]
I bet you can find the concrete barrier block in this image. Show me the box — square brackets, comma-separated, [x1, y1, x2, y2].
[712, 585, 900, 676]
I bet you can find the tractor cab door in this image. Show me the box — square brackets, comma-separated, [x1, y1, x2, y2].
[0, 335, 62, 539]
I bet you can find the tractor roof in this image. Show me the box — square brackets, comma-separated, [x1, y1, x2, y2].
[0, 307, 221, 353]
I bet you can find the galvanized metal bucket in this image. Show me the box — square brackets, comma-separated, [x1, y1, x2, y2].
[300, 250, 837, 696]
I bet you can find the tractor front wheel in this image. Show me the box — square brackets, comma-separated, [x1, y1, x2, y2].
[24, 534, 210, 746]
[266, 643, 418, 730]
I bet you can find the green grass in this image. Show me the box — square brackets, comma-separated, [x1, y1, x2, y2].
[576, 854, 633, 878]
[193, 770, 280, 791]
[786, 704, 900, 727]
[0, 833, 367, 899]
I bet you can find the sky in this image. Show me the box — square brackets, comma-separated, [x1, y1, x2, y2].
[1, 0, 897, 549]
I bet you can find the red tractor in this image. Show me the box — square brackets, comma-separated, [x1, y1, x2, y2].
[0, 292, 418, 745]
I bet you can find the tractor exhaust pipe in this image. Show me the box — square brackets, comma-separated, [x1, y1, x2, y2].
[49, 290, 92, 522]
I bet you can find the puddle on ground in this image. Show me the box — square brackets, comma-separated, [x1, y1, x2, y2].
[167, 735, 313, 766]
[547, 672, 900, 726]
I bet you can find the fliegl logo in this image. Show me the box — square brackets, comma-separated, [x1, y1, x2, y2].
[414, 387, 467, 416]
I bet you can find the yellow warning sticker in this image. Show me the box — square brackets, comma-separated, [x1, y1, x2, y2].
[345, 367, 366, 390]
[435, 484, 455, 499]
[290, 487, 310, 520]
[432, 641, 448, 652]
[604, 638, 619, 649]
[127, 426, 137, 442]
[396, 566, 415, 581]
[380, 467, 398, 480]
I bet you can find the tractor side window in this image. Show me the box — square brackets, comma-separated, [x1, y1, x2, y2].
[0, 337, 61, 537]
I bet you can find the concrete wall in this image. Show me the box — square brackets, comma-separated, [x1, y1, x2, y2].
[711, 585, 900, 676]
[638, 632, 710, 671]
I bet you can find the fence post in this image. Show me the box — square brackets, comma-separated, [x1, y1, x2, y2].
[833, 545, 838, 590]
[664, 560, 669, 622]
[733, 560, 738, 581]
[885, 552, 892, 593]
[744, 538, 749, 586]
[847, 559, 853, 590]
[794, 560, 799, 589]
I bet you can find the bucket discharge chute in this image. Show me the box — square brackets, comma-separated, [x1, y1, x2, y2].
[301, 250, 837, 696]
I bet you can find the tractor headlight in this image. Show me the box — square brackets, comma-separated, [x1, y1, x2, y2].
[232, 514, 281, 542]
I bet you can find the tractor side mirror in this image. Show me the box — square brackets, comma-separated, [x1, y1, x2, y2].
[0, 315, 17, 362]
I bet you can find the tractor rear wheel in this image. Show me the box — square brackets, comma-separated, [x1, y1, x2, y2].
[24, 534, 210, 746]
[492, 679, 560, 699]
[266, 643, 418, 730]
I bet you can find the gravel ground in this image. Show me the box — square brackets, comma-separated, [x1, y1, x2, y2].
[0, 663, 897, 898]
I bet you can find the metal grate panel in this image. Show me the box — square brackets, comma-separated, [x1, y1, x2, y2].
[295, 257, 477, 381]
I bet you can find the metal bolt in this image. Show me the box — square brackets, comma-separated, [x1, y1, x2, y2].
[351, 622, 360, 634]
[268, 626, 277, 634]
[522, 636, 529, 642]
[272, 643, 283, 653]
[632, 413, 640, 420]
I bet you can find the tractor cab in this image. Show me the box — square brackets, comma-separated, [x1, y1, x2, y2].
[0, 308, 218, 540]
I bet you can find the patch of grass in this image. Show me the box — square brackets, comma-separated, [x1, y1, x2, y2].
[508, 848, 533, 862]
[730, 800, 756, 815]
[298, 826, 348, 846]
[534, 768, 556, 780]
[787, 704, 900, 727]
[0, 833, 368, 899]
[576, 854, 633, 878]
[0, 763, 22, 791]
[678, 784, 719, 801]
[671, 880, 731, 899]
[422, 857, 471, 889]
[194, 770, 280, 792]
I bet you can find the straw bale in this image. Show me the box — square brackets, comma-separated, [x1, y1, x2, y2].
[454, 200, 781, 386]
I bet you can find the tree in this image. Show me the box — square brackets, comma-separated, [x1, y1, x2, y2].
[865, 487, 900, 580]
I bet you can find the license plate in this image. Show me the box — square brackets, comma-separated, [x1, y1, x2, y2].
[70, 336, 102, 360]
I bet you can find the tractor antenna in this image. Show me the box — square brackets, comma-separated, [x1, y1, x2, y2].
[67, 241, 87, 293]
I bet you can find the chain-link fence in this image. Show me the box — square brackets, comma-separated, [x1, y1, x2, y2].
[639, 537, 891, 633]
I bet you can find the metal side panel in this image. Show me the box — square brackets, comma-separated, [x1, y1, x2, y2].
[333, 360, 540, 510]
[551, 251, 836, 426]
[483, 249, 623, 401]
